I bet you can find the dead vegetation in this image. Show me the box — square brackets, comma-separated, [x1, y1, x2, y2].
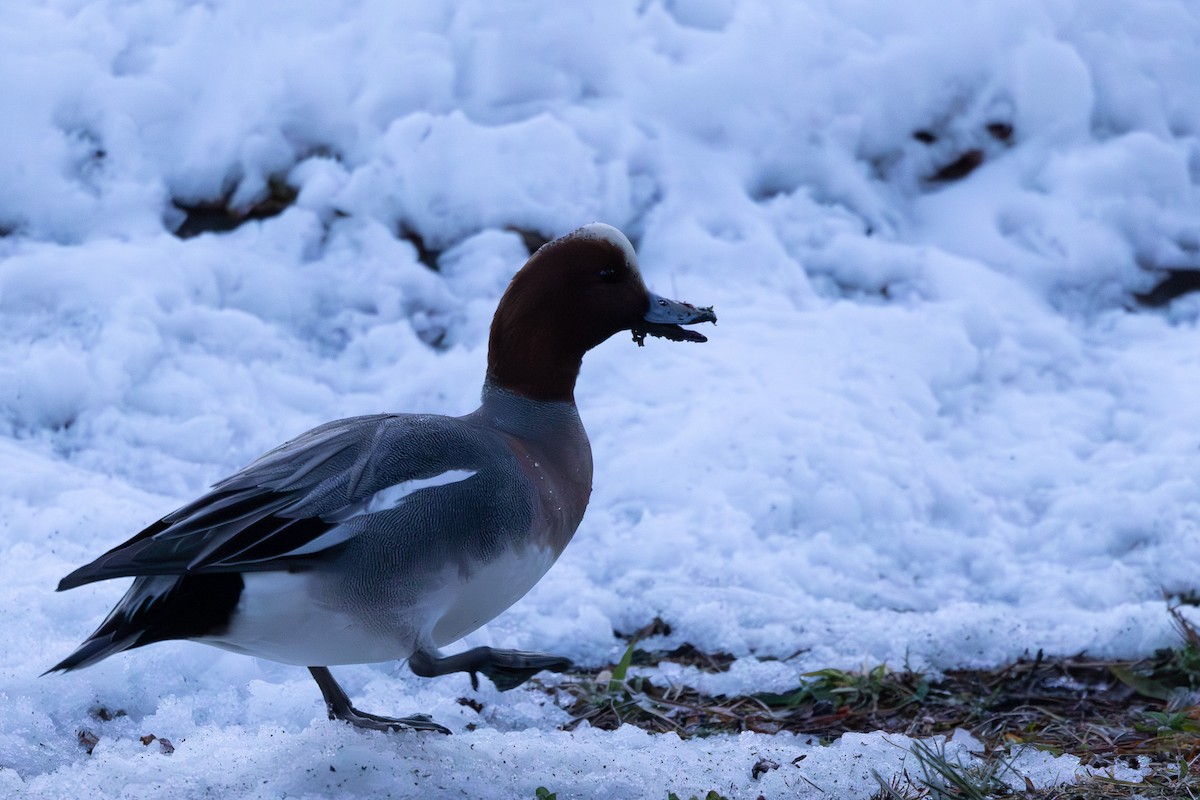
[534, 608, 1200, 798]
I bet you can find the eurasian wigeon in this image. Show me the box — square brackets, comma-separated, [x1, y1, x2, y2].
[50, 223, 716, 734]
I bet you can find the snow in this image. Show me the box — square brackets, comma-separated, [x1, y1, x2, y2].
[2, 0, 1199, 795]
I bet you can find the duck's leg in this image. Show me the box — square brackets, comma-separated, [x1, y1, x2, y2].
[409, 647, 573, 691]
[308, 666, 451, 734]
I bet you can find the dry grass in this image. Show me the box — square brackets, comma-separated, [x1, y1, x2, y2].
[529, 609, 1200, 798]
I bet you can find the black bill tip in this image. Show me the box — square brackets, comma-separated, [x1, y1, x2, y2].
[632, 297, 716, 346]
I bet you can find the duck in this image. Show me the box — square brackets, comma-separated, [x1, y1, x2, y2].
[49, 223, 716, 734]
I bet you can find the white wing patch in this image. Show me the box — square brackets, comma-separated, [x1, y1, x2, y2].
[319, 469, 478, 527]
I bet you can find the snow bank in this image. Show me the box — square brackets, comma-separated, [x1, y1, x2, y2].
[2, 0, 1198, 794]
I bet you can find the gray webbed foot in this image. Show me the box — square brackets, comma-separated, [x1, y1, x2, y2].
[409, 647, 573, 691]
[329, 707, 452, 735]
[476, 651, 574, 691]
[308, 666, 451, 735]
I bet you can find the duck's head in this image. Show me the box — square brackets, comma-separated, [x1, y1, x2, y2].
[487, 223, 716, 402]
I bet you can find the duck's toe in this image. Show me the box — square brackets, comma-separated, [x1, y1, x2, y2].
[477, 651, 574, 692]
[410, 646, 573, 691]
[309, 665, 452, 734]
[329, 707, 453, 735]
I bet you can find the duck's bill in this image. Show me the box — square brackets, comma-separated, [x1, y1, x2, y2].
[631, 293, 717, 346]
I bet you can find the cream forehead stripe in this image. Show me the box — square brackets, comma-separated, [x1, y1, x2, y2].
[563, 223, 640, 271]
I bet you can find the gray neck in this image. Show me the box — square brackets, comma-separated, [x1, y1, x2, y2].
[467, 381, 586, 444]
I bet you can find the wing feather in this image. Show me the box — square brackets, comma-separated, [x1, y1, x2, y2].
[58, 414, 485, 590]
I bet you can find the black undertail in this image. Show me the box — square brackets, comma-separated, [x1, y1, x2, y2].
[48, 572, 243, 673]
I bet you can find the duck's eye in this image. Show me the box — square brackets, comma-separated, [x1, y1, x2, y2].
[597, 267, 621, 283]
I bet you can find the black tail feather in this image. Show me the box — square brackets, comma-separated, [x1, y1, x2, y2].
[46, 573, 243, 675]
[44, 630, 141, 674]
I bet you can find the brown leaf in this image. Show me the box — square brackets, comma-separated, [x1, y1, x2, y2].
[77, 729, 99, 755]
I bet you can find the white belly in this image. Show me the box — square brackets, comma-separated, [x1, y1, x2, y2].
[203, 544, 558, 666]
[205, 572, 412, 666]
[430, 545, 558, 646]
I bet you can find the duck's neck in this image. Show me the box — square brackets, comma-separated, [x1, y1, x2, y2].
[472, 380, 584, 438]
[485, 330, 585, 403]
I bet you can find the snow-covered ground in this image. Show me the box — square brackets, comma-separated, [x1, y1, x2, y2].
[3, 0, 1200, 796]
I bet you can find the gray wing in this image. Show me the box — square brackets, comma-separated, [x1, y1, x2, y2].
[57, 413, 507, 590]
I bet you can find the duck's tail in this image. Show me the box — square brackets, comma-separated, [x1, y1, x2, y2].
[46, 573, 243, 674]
